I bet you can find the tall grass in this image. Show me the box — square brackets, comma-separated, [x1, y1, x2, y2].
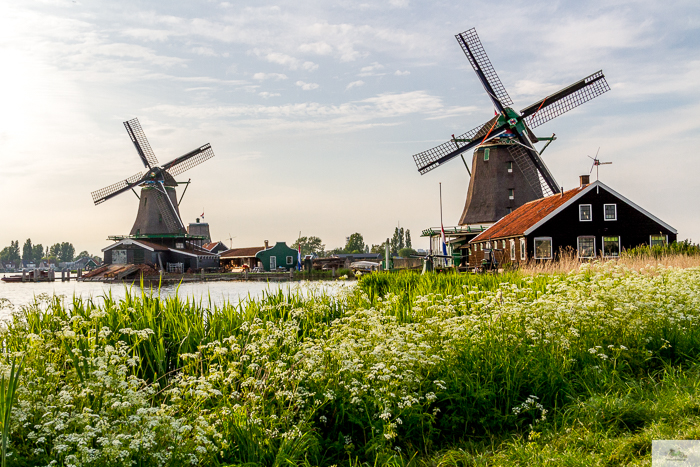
[1, 264, 699, 465]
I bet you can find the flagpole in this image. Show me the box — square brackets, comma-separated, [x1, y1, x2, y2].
[439, 182, 443, 228]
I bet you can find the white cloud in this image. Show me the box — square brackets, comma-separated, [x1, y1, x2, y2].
[259, 91, 280, 98]
[299, 41, 333, 55]
[251, 49, 318, 71]
[394, 70, 410, 76]
[252, 72, 288, 80]
[359, 61, 384, 76]
[296, 80, 319, 90]
[191, 46, 218, 57]
[346, 80, 365, 90]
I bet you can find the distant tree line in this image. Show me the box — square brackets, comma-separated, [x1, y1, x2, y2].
[0, 239, 99, 265]
[293, 228, 416, 259]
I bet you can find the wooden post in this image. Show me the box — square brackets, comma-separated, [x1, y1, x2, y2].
[22, 269, 26, 282]
[332, 267, 336, 277]
[77, 268, 82, 278]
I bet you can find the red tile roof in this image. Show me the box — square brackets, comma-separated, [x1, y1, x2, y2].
[202, 242, 218, 251]
[471, 186, 587, 243]
[220, 246, 264, 258]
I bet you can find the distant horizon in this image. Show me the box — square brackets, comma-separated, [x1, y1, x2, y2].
[1, 0, 698, 255]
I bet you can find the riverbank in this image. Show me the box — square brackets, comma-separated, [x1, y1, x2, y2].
[1, 264, 699, 465]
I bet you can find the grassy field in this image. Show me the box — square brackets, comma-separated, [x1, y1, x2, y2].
[0, 261, 699, 466]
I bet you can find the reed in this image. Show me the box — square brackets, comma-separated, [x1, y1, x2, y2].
[0, 263, 699, 465]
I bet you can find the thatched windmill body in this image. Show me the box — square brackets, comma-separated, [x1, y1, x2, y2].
[413, 28, 610, 225]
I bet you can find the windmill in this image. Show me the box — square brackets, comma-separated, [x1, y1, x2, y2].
[588, 148, 612, 181]
[91, 118, 215, 237]
[412, 28, 610, 225]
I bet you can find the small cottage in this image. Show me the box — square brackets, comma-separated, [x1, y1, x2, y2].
[219, 246, 264, 270]
[255, 242, 298, 271]
[468, 176, 677, 267]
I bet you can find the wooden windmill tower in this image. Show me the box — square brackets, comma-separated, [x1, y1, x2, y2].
[91, 118, 215, 238]
[412, 28, 610, 225]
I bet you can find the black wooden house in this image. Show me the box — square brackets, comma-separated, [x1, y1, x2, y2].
[468, 176, 677, 266]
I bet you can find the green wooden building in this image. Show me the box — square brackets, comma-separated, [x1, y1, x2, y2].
[255, 242, 298, 271]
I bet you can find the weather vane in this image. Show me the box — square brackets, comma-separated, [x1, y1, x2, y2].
[588, 147, 611, 181]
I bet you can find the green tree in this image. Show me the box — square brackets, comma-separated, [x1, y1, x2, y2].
[76, 251, 90, 260]
[345, 233, 365, 254]
[370, 242, 387, 259]
[58, 242, 75, 263]
[291, 236, 325, 257]
[22, 239, 33, 262]
[398, 247, 417, 258]
[49, 243, 61, 258]
[405, 229, 412, 249]
[32, 244, 44, 263]
[390, 228, 400, 256]
[0, 241, 21, 263]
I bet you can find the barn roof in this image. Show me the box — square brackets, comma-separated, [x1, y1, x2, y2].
[220, 246, 264, 258]
[470, 186, 586, 243]
[470, 180, 677, 243]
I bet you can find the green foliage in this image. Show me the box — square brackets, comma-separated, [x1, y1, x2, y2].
[2, 264, 700, 465]
[291, 236, 325, 257]
[397, 247, 417, 258]
[0, 357, 23, 467]
[622, 239, 700, 259]
[0, 241, 20, 263]
[345, 233, 365, 254]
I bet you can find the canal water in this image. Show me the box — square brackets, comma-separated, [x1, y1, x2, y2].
[0, 280, 354, 321]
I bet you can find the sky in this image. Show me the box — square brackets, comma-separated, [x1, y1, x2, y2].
[0, 0, 698, 255]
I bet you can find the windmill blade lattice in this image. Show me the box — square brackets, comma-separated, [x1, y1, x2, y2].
[91, 172, 144, 205]
[456, 28, 513, 107]
[163, 144, 215, 177]
[506, 144, 554, 198]
[413, 117, 506, 174]
[521, 71, 610, 129]
[124, 118, 159, 169]
[153, 187, 182, 232]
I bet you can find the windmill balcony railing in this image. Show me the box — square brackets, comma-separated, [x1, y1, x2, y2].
[421, 225, 490, 237]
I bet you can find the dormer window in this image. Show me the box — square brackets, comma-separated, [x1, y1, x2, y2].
[579, 204, 592, 221]
[604, 204, 617, 221]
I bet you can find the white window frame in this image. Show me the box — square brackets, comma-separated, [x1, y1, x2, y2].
[602, 236, 621, 258]
[577, 236, 596, 259]
[649, 235, 668, 247]
[510, 240, 516, 260]
[270, 256, 277, 270]
[520, 238, 526, 260]
[604, 203, 617, 221]
[579, 204, 592, 222]
[286, 256, 293, 265]
[486, 241, 491, 249]
[534, 237, 553, 260]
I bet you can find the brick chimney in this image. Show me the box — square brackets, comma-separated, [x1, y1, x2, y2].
[580, 174, 590, 187]
[264, 240, 269, 249]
